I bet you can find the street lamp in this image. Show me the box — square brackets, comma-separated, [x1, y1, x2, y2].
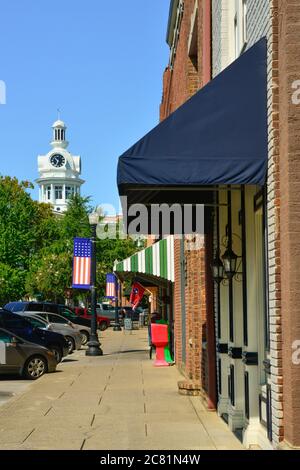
[211, 250, 224, 284]
[86, 211, 103, 356]
[222, 245, 238, 280]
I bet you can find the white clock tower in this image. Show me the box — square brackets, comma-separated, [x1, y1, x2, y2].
[36, 119, 84, 213]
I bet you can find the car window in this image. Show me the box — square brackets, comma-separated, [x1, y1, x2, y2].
[59, 308, 76, 320]
[23, 316, 46, 328]
[27, 303, 44, 312]
[1, 314, 31, 329]
[0, 330, 12, 343]
[43, 304, 58, 314]
[102, 304, 113, 311]
[48, 314, 67, 324]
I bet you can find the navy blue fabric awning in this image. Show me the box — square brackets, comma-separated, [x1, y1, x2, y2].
[117, 38, 267, 197]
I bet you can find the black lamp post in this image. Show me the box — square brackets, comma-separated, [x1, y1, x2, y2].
[86, 212, 103, 356]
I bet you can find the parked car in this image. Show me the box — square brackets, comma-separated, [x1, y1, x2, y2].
[33, 311, 91, 345]
[5, 302, 110, 332]
[118, 306, 143, 322]
[73, 307, 111, 331]
[0, 309, 69, 363]
[0, 327, 57, 379]
[96, 304, 120, 322]
[17, 313, 82, 353]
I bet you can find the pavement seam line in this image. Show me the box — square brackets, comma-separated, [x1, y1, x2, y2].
[80, 439, 86, 450]
[90, 414, 95, 426]
[188, 397, 217, 450]
[44, 406, 52, 416]
[22, 428, 35, 444]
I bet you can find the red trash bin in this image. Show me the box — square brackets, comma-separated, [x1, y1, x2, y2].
[150, 323, 169, 367]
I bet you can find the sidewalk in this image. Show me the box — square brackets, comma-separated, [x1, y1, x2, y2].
[0, 328, 243, 450]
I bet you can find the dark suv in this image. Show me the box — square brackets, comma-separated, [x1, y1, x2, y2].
[0, 309, 69, 363]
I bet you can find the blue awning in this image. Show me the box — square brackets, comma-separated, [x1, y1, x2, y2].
[117, 38, 267, 195]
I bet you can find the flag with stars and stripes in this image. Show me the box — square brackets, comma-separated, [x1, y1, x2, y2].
[72, 238, 92, 289]
[105, 273, 118, 299]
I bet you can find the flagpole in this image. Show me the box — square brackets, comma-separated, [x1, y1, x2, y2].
[113, 274, 122, 331]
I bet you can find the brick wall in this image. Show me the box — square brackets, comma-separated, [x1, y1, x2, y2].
[160, 0, 202, 119]
[174, 238, 183, 367]
[278, 0, 300, 448]
[265, 0, 283, 447]
[184, 238, 206, 384]
[161, 1, 210, 391]
[246, 0, 270, 49]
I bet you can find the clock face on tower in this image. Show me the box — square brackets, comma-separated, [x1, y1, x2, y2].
[50, 154, 65, 168]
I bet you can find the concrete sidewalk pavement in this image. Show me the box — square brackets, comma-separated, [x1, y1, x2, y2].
[0, 328, 243, 450]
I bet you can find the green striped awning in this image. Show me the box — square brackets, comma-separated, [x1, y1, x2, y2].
[114, 236, 174, 282]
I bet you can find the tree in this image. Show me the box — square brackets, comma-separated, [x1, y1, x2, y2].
[0, 177, 140, 305]
[0, 176, 58, 301]
[0, 263, 26, 305]
[25, 194, 92, 301]
[25, 251, 72, 302]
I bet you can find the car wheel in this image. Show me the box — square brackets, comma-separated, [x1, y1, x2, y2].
[80, 330, 89, 345]
[23, 355, 47, 380]
[65, 336, 75, 354]
[98, 321, 108, 331]
[50, 345, 62, 363]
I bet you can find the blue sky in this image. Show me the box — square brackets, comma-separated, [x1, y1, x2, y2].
[0, 0, 170, 212]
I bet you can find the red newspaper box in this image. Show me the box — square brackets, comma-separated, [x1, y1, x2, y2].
[150, 323, 169, 367]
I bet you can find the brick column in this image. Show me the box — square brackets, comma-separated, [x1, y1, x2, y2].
[278, 0, 300, 448]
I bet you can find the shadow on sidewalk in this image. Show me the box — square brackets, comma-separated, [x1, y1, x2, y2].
[104, 349, 148, 356]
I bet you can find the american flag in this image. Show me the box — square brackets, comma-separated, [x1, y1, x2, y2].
[106, 273, 117, 298]
[72, 238, 92, 289]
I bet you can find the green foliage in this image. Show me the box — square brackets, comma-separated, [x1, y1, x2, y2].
[96, 227, 137, 296]
[0, 176, 139, 304]
[0, 263, 26, 305]
[25, 251, 72, 302]
[25, 194, 92, 301]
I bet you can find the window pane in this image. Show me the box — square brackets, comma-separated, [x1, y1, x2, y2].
[65, 186, 72, 199]
[59, 307, 75, 319]
[27, 303, 43, 312]
[48, 314, 66, 324]
[55, 186, 63, 199]
[43, 304, 58, 313]
[1, 314, 30, 329]
[24, 317, 45, 328]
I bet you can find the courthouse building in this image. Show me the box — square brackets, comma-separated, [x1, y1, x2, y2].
[115, 0, 300, 449]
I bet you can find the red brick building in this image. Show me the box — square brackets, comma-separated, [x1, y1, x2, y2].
[116, 0, 300, 449]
